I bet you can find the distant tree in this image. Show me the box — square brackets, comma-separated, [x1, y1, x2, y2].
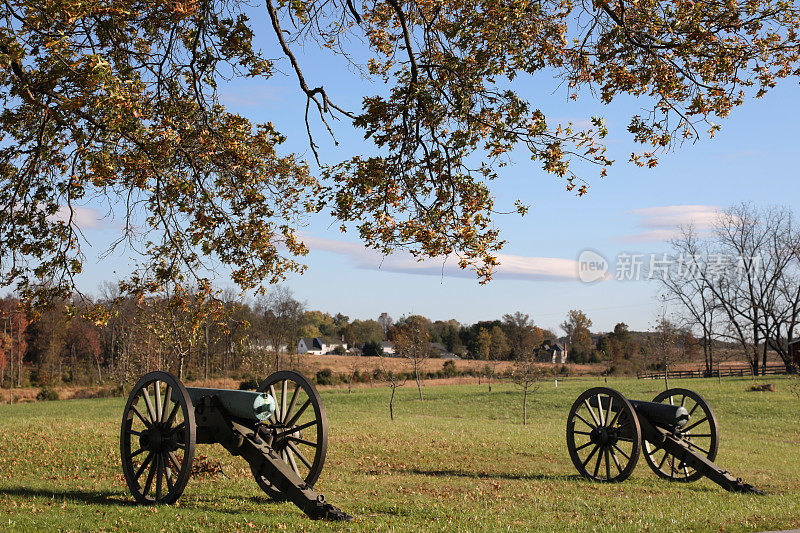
[502, 312, 543, 360]
[561, 310, 593, 363]
[473, 328, 491, 360]
[345, 319, 385, 346]
[258, 286, 305, 372]
[391, 316, 432, 400]
[485, 326, 509, 392]
[378, 313, 394, 334]
[346, 355, 362, 393]
[64, 317, 103, 383]
[0, 297, 28, 390]
[303, 311, 337, 338]
[27, 304, 68, 385]
[362, 340, 385, 358]
[647, 308, 681, 390]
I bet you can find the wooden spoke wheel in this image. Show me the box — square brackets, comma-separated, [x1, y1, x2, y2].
[121, 371, 196, 504]
[567, 387, 641, 483]
[643, 388, 718, 482]
[250, 371, 328, 500]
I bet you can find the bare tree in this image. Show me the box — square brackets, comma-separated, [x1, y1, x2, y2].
[378, 312, 393, 334]
[391, 316, 431, 400]
[663, 205, 800, 375]
[258, 286, 305, 373]
[511, 352, 544, 425]
[647, 305, 681, 390]
[377, 354, 406, 421]
[346, 354, 362, 393]
[662, 225, 721, 375]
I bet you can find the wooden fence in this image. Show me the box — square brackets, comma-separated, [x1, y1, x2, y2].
[636, 364, 792, 380]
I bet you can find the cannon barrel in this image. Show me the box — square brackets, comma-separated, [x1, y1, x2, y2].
[172, 387, 276, 422]
[588, 396, 689, 428]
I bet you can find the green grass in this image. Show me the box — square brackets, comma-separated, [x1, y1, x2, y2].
[1, 376, 799, 531]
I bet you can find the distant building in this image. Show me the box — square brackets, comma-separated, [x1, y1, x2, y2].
[380, 341, 396, 356]
[790, 338, 800, 369]
[297, 337, 348, 355]
[538, 341, 567, 364]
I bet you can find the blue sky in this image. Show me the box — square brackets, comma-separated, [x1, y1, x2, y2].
[65, 12, 800, 334]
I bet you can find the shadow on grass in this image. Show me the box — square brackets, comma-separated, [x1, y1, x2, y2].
[0, 486, 133, 506]
[404, 469, 727, 493]
[0, 486, 293, 513]
[403, 468, 580, 482]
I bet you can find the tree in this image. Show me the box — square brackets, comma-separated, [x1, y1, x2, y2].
[512, 353, 544, 426]
[561, 310, 593, 362]
[362, 340, 385, 358]
[486, 326, 508, 392]
[661, 226, 722, 375]
[664, 204, 800, 374]
[391, 316, 432, 400]
[377, 353, 406, 421]
[647, 307, 682, 390]
[64, 316, 102, 383]
[4, 1, 800, 307]
[502, 312, 543, 360]
[258, 286, 305, 372]
[377, 313, 394, 334]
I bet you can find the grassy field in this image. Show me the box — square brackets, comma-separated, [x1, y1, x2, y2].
[1, 375, 799, 532]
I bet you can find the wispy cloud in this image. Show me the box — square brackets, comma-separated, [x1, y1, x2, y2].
[723, 149, 760, 160]
[618, 205, 719, 243]
[304, 235, 585, 282]
[219, 83, 284, 109]
[48, 206, 108, 230]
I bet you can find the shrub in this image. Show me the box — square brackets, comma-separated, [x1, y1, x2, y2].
[36, 387, 59, 401]
[238, 377, 260, 390]
[442, 360, 457, 377]
[316, 368, 334, 386]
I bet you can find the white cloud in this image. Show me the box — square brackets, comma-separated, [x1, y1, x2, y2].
[619, 205, 719, 243]
[48, 206, 107, 230]
[304, 235, 587, 282]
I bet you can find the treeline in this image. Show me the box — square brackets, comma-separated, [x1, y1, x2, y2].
[1, 284, 705, 390]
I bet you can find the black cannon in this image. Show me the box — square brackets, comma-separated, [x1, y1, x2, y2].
[565, 387, 763, 493]
[120, 370, 352, 520]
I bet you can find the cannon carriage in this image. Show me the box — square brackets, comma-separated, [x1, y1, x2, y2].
[119, 370, 351, 520]
[566, 386, 762, 493]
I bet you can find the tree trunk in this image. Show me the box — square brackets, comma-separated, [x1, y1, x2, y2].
[762, 340, 769, 376]
[522, 387, 528, 426]
[96, 356, 103, 384]
[664, 363, 670, 390]
[488, 373, 493, 392]
[415, 365, 423, 400]
[389, 385, 396, 421]
[204, 323, 209, 384]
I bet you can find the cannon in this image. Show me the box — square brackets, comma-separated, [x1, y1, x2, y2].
[120, 370, 352, 520]
[565, 387, 763, 493]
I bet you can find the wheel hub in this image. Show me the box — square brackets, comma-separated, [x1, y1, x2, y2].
[140, 425, 180, 453]
[590, 426, 617, 446]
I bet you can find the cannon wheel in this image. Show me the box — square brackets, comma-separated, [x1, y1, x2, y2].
[566, 387, 641, 483]
[121, 371, 196, 504]
[642, 388, 718, 482]
[250, 371, 328, 500]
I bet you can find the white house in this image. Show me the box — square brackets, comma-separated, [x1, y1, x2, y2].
[297, 337, 348, 355]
